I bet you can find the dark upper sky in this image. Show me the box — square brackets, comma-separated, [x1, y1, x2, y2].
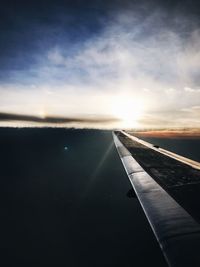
[0, 0, 200, 82]
[0, 1, 104, 76]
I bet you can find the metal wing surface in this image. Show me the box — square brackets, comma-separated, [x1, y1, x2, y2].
[113, 130, 200, 267]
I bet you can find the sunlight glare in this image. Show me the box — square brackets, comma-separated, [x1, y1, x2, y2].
[111, 95, 143, 128]
[38, 109, 46, 119]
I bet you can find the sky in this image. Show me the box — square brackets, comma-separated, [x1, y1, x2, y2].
[0, 0, 200, 129]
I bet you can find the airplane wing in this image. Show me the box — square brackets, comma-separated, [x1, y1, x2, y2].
[113, 130, 200, 267]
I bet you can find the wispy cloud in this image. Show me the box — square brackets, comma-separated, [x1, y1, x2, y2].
[0, 5, 200, 129]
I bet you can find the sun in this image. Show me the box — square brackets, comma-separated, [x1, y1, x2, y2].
[38, 109, 46, 119]
[111, 95, 143, 128]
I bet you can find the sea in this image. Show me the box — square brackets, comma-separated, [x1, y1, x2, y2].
[0, 128, 199, 266]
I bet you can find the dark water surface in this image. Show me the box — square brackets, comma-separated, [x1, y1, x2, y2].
[0, 128, 168, 266]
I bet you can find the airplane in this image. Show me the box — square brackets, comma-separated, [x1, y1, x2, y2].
[113, 130, 200, 267]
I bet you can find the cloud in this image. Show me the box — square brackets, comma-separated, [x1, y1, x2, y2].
[1, 6, 200, 129]
[0, 111, 120, 129]
[47, 48, 66, 65]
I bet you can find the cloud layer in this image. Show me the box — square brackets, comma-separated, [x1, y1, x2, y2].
[0, 3, 200, 129]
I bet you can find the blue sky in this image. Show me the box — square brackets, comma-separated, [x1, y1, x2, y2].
[0, 0, 200, 129]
